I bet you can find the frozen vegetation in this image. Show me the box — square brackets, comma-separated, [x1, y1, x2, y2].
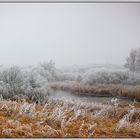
[0, 97, 139, 138]
[0, 55, 139, 137]
[0, 60, 140, 101]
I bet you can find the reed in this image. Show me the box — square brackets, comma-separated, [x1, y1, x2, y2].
[49, 81, 140, 101]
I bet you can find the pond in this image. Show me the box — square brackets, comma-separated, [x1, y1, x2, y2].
[48, 89, 133, 104]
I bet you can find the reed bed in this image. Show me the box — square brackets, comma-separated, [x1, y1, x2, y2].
[49, 81, 140, 101]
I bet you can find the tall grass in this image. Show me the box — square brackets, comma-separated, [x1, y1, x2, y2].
[0, 97, 139, 138]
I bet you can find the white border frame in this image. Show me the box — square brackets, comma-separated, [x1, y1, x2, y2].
[0, 0, 140, 3]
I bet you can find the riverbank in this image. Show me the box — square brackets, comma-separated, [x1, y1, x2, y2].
[0, 98, 140, 138]
[49, 81, 140, 101]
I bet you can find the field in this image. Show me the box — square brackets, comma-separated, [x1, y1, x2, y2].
[0, 97, 140, 138]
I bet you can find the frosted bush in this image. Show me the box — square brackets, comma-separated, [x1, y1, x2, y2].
[60, 65, 140, 85]
[0, 62, 57, 101]
[56, 72, 77, 81]
[81, 70, 136, 85]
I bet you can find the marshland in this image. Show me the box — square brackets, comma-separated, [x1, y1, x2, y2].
[0, 60, 139, 138]
[0, 2, 140, 138]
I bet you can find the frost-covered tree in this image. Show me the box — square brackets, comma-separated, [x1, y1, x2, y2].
[125, 48, 140, 73]
[39, 60, 58, 81]
[125, 49, 137, 72]
[0, 66, 24, 97]
[0, 63, 52, 101]
[135, 48, 140, 72]
[23, 69, 49, 102]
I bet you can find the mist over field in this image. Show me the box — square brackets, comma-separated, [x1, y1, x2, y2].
[0, 2, 140, 138]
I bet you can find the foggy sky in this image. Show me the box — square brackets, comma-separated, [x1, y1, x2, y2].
[0, 3, 140, 68]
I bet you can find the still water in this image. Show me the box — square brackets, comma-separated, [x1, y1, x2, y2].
[48, 89, 133, 104]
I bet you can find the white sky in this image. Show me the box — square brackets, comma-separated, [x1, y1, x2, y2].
[0, 3, 140, 67]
